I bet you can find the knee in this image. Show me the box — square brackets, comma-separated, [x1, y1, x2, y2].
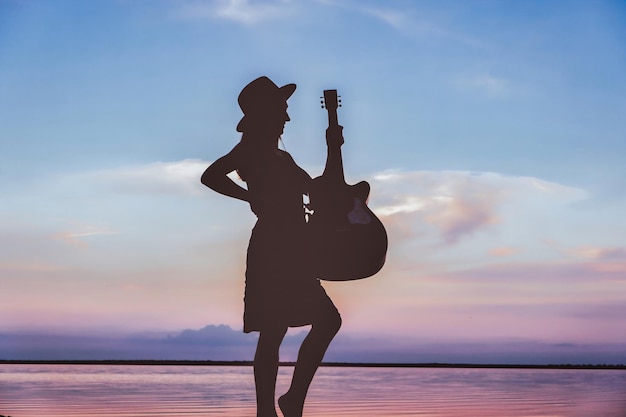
[331, 310, 342, 333]
[317, 309, 342, 336]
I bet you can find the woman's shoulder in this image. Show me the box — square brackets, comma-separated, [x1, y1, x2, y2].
[277, 149, 312, 183]
[229, 141, 247, 156]
[277, 149, 304, 170]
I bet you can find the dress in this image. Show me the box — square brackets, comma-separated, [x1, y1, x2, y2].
[238, 144, 338, 333]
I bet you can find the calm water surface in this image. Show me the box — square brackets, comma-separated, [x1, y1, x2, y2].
[1, 364, 625, 417]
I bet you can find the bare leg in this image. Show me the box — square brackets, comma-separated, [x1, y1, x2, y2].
[279, 312, 341, 417]
[255, 326, 288, 417]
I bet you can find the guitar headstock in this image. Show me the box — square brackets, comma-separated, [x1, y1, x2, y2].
[320, 89, 341, 110]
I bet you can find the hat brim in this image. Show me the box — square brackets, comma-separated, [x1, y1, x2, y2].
[279, 83, 296, 100]
[236, 83, 296, 132]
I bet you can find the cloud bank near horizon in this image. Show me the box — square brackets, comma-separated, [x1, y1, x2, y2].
[2, 324, 625, 365]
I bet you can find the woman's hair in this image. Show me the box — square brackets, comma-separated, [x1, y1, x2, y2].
[235, 132, 258, 182]
[236, 118, 278, 182]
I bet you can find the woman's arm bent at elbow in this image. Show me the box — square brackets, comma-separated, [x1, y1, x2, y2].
[201, 148, 249, 203]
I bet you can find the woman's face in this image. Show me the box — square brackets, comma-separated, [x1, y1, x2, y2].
[245, 101, 291, 144]
[266, 102, 290, 137]
[244, 101, 291, 140]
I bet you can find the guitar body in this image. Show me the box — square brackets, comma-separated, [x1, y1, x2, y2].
[307, 89, 388, 281]
[308, 178, 388, 281]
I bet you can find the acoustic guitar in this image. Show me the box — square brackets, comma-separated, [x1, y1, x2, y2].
[308, 89, 388, 281]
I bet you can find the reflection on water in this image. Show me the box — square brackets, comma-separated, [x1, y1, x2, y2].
[1, 365, 625, 416]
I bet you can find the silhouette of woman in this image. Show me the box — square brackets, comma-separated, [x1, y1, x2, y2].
[201, 76, 342, 417]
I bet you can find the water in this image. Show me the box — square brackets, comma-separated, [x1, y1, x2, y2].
[1, 364, 625, 417]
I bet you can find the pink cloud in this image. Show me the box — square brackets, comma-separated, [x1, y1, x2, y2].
[50, 224, 115, 248]
[0, 262, 68, 272]
[569, 246, 626, 261]
[425, 194, 499, 244]
[370, 171, 514, 245]
[435, 258, 626, 284]
[489, 247, 520, 257]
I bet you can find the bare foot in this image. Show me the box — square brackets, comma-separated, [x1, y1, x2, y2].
[278, 393, 303, 417]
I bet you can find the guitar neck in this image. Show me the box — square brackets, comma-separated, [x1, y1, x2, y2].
[327, 107, 339, 129]
[322, 89, 345, 183]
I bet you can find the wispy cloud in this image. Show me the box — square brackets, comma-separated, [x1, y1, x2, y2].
[178, 0, 294, 24]
[452, 74, 513, 98]
[319, 1, 483, 46]
[51, 223, 116, 248]
[472, 75, 511, 97]
[369, 170, 587, 245]
[359, 6, 410, 30]
[85, 159, 208, 196]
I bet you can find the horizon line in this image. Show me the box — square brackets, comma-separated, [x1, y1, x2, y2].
[2, 360, 625, 370]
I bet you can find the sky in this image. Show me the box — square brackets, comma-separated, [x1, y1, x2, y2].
[1, 0, 626, 364]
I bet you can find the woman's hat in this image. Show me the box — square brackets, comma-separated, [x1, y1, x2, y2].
[236, 76, 296, 132]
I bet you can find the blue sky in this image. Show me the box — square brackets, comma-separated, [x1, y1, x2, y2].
[1, 0, 626, 363]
